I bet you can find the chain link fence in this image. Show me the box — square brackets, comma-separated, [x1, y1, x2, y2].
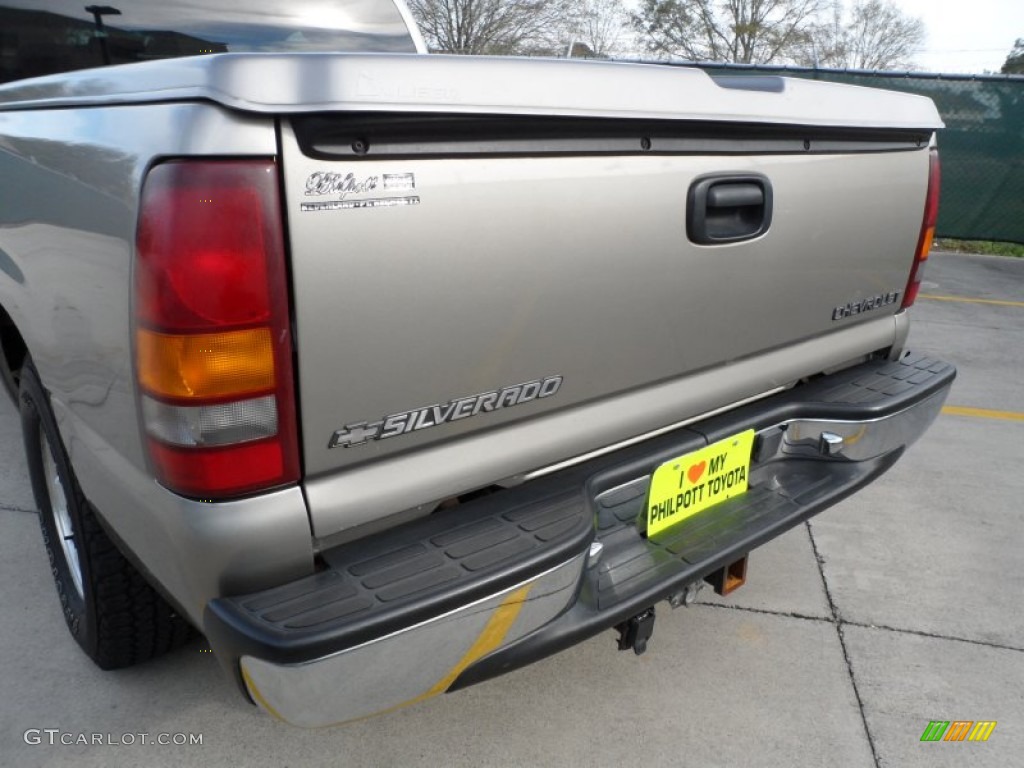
[680, 64, 1024, 245]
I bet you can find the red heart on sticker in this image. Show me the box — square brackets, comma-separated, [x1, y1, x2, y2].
[687, 461, 706, 484]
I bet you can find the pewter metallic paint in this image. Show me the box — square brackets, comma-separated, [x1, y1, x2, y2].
[0, 53, 938, 615]
[281, 115, 929, 536]
[302, 315, 903, 545]
[0, 103, 311, 622]
[0, 55, 943, 130]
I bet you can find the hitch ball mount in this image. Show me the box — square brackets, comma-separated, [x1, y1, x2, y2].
[616, 607, 656, 655]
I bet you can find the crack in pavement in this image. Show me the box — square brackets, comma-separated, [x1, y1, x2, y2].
[806, 520, 882, 768]
[696, 522, 1024, 765]
[695, 600, 831, 626]
[0, 504, 36, 514]
[838, 620, 1024, 654]
[693, 601, 1024, 654]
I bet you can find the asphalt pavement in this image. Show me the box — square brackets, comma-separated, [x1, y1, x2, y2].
[0, 251, 1021, 767]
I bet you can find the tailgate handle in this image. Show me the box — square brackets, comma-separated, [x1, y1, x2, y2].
[687, 174, 773, 245]
[707, 183, 762, 208]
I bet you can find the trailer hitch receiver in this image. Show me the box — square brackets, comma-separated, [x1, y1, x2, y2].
[616, 607, 655, 655]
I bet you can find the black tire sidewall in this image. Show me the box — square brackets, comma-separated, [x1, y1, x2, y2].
[19, 362, 98, 656]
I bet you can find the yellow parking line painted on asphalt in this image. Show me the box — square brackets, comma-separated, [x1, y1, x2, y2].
[942, 406, 1024, 422]
[919, 294, 1024, 308]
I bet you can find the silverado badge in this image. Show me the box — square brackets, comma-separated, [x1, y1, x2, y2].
[329, 376, 563, 448]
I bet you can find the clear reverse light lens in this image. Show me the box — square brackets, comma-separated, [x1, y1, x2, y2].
[142, 395, 278, 448]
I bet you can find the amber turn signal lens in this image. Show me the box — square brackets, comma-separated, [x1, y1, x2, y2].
[919, 226, 935, 261]
[901, 147, 940, 310]
[137, 327, 275, 400]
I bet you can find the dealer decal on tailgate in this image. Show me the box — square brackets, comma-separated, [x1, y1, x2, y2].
[643, 430, 756, 538]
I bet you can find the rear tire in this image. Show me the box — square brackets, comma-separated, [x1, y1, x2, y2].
[19, 361, 194, 669]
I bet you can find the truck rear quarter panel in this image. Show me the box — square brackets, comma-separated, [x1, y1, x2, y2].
[0, 103, 314, 621]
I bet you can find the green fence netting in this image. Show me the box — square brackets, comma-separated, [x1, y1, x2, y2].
[684, 64, 1024, 245]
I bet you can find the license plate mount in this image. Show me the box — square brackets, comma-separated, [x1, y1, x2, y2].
[642, 429, 756, 539]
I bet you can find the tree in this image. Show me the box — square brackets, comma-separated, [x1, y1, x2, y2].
[562, 0, 631, 57]
[802, 0, 925, 70]
[1002, 38, 1024, 74]
[630, 0, 823, 64]
[407, 0, 570, 55]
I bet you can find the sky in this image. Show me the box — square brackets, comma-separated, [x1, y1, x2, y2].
[891, 0, 1024, 74]
[615, 0, 1023, 75]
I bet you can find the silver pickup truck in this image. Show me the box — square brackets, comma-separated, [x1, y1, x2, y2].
[0, 1, 953, 727]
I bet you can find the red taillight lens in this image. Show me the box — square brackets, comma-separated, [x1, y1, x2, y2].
[136, 164, 276, 329]
[146, 439, 291, 499]
[902, 147, 940, 309]
[135, 160, 299, 499]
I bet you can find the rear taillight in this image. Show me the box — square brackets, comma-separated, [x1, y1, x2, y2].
[902, 147, 940, 309]
[135, 160, 299, 499]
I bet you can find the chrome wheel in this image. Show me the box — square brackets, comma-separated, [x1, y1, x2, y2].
[40, 425, 84, 600]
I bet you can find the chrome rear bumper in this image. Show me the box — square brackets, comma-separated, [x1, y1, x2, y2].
[205, 352, 954, 727]
[238, 557, 583, 727]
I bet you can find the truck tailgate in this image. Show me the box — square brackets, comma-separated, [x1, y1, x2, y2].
[285, 140, 924, 439]
[266, 57, 941, 539]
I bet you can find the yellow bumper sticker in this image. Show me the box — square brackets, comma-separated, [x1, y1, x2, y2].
[644, 429, 755, 538]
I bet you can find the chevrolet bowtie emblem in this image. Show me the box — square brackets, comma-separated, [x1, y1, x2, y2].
[328, 421, 384, 449]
